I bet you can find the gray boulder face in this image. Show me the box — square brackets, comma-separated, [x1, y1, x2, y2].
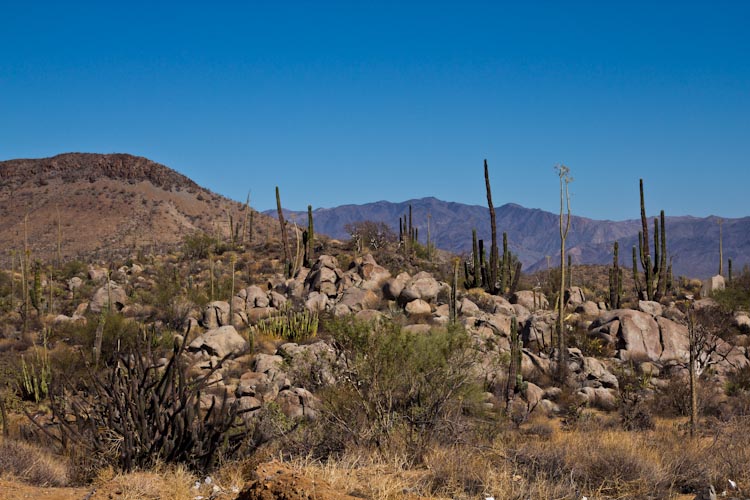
[350, 254, 391, 290]
[459, 297, 480, 316]
[244, 285, 269, 308]
[522, 311, 556, 351]
[338, 287, 379, 312]
[202, 301, 231, 329]
[511, 290, 548, 311]
[734, 312, 750, 333]
[575, 301, 600, 316]
[702, 274, 726, 297]
[67, 276, 83, 292]
[277, 387, 318, 420]
[277, 341, 338, 388]
[581, 356, 619, 389]
[305, 291, 330, 313]
[90, 281, 128, 313]
[405, 298, 432, 316]
[638, 300, 664, 317]
[382, 275, 407, 301]
[88, 266, 108, 283]
[589, 309, 689, 363]
[565, 286, 586, 307]
[305, 255, 343, 298]
[400, 272, 441, 304]
[189, 325, 247, 358]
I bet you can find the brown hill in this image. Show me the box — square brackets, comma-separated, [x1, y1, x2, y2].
[0, 153, 275, 264]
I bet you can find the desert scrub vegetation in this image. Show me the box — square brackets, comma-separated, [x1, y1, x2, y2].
[295, 317, 488, 464]
[34, 333, 248, 476]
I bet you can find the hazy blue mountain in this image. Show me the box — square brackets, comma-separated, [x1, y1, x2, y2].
[267, 197, 750, 279]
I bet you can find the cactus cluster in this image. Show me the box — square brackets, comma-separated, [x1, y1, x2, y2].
[464, 231, 520, 296]
[632, 179, 670, 301]
[254, 306, 319, 342]
[398, 204, 418, 257]
[464, 160, 521, 296]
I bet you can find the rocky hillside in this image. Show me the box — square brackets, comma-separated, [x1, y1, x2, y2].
[271, 197, 750, 278]
[0, 153, 276, 265]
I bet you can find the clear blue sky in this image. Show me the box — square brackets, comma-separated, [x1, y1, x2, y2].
[2, 1, 748, 220]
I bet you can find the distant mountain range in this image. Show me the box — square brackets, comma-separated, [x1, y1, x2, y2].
[267, 197, 750, 279]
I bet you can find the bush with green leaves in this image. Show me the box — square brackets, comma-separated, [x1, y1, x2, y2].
[316, 317, 485, 462]
[181, 231, 219, 260]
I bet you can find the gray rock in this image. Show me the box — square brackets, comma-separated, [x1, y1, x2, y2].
[511, 290, 548, 311]
[355, 309, 385, 323]
[405, 299, 432, 315]
[245, 285, 269, 308]
[459, 297, 480, 316]
[566, 286, 586, 307]
[338, 287, 379, 312]
[188, 325, 247, 358]
[90, 281, 128, 313]
[638, 300, 664, 317]
[305, 291, 330, 313]
[67, 276, 83, 291]
[202, 301, 231, 328]
[522, 311, 556, 351]
[582, 357, 619, 389]
[575, 301, 600, 316]
[702, 275, 726, 297]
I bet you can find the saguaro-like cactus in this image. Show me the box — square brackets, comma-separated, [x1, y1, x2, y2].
[484, 160, 499, 294]
[275, 186, 292, 277]
[609, 241, 623, 309]
[633, 179, 667, 301]
[506, 316, 523, 409]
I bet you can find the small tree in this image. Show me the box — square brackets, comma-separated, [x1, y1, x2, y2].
[685, 302, 738, 437]
[556, 164, 573, 383]
[344, 221, 396, 251]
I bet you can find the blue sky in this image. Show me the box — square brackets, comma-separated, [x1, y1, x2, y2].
[2, 2, 748, 220]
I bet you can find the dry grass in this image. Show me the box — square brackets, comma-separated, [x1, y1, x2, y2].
[94, 465, 198, 500]
[277, 417, 750, 500]
[0, 438, 70, 487]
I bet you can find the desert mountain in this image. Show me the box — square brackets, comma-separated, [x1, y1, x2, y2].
[270, 197, 750, 279]
[0, 153, 275, 264]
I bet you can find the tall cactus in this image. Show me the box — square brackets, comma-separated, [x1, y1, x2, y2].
[275, 186, 292, 277]
[609, 241, 623, 309]
[307, 205, 314, 262]
[506, 316, 523, 410]
[464, 229, 481, 289]
[484, 160, 499, 294]
[634, 179, 667, 301]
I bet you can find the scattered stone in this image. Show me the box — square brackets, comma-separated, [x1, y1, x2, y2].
[189, 326, 247, 358]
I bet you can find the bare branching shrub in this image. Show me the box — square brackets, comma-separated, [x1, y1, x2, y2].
[32, 336, 247, 475]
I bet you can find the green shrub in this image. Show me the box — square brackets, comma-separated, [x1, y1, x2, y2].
[317, 317, 485, 462]
[182, 232, 219, 260]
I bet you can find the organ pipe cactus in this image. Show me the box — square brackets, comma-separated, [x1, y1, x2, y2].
[633, 179, 668, 301]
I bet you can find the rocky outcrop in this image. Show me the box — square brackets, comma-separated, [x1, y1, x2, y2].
[89, 281, 128, 313]
[589, 309, 689, 363]
[189, 325, 248, 358]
